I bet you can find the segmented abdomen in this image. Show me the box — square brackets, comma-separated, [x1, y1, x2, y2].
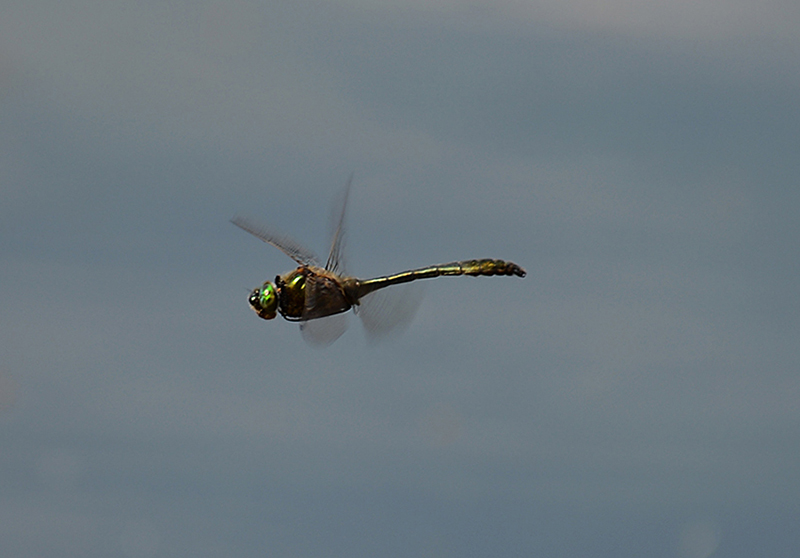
[352, 258, 525, 299]
[435, 259, 526, 277]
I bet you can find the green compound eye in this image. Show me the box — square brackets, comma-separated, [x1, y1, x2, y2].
[248, 282, 278, 320]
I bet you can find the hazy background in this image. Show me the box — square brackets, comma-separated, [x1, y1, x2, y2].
[2, 1, 799, 556]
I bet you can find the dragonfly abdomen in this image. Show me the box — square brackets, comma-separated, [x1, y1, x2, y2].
[442, 259, 526, 277]
[354, 258, 525, 299]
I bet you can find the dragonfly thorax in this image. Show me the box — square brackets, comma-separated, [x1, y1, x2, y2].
[248, 281, 278, 320]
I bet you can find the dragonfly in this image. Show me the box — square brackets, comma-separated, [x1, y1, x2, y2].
[232, 178, 525, 344]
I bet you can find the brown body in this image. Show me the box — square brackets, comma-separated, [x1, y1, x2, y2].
[275, 266, 359, 321]
[274, 259, 526, 322]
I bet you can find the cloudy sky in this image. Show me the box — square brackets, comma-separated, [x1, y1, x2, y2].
[2, 0, 799, 556]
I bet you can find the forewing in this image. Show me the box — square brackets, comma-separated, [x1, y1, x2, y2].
[231, 215, 321, 267]
[300, 313, 349, 346]
[355, 282, 425, 344]
[325, 173, 353, 274]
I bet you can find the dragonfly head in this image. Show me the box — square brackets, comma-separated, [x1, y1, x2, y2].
[248, 281, 279, 320]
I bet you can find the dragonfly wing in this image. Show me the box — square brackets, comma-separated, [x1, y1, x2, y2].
[325, 173, 353, 274]
[231, 215, 322, 267]
[355, 282, 425, 344]
[300, 313, 349, 346]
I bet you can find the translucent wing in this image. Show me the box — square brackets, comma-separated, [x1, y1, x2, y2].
[355, 282, 425, 344]
[297, 175, 355, 346]
[300, 313, 349, 346]
[231, 215, 322, 267]
[325, 173, 353, 274]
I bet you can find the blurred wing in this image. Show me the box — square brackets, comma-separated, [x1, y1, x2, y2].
[300, 314, 349, 346]
[325, 173, 353, 274]
[231, 215, 321, 267]
[355, 282, 425, 344]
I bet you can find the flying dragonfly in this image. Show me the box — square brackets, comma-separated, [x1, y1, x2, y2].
[232, 178, 525, 345]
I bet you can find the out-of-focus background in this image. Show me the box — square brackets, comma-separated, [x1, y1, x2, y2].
[2, 1, 799, 556]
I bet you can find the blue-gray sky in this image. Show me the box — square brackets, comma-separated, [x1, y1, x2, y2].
[2, 1, 799, 556]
